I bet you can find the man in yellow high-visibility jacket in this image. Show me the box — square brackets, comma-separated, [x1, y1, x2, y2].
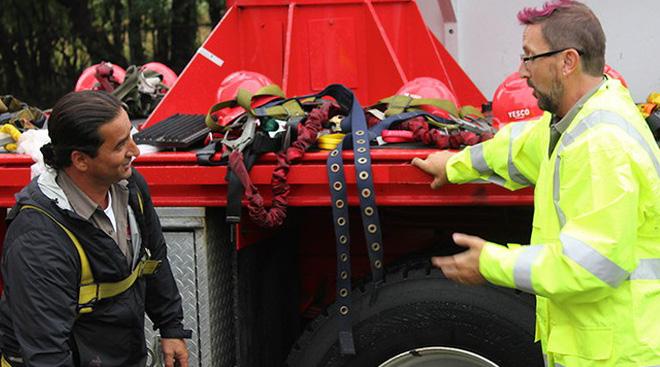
[412, 1, 660, 366]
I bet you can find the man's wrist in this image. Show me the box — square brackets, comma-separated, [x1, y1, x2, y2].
[160, 326, 193, 339]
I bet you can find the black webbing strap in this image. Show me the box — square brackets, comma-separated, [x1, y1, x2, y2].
[325, 85, 384, 355]
[224, 86, 352, 225]
[225, 132, 284, 224]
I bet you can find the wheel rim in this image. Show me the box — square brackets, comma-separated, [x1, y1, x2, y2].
[378, 346, 500, 367]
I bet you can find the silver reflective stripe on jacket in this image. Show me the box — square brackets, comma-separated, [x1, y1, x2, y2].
[471, 122, 531, 186]
[513, 245, 544, 293]
[508, 122, 532, 186]
[512, 242, 660, 294]
[631, 259, 660, 280]
[549, 356, 660, 366]
[553, 110, 660, 228]
[560, 233, 629, 287]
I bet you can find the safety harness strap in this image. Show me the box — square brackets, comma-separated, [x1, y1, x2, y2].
[78, 257, 161, 313]
[325, 84, 386, 355]
[252, 99, 306, 121]
[20, 204, 160, 315]
[379, 95, 459, 117]
[235, 84, 286, 112]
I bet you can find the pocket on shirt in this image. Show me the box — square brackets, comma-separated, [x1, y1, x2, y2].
[547, 324, 613, 360]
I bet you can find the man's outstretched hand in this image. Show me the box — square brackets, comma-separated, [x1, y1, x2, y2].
[432, 233, 487, 285]
[411, 150, 455, 189]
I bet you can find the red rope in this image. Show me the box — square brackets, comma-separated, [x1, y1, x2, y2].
[398, 116, 489, 149]
[228, 102, 331, 228]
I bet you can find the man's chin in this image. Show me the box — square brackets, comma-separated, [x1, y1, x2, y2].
[120, 165, 133, 178]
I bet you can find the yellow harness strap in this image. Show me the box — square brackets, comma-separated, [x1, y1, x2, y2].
[20, 204, 160, 314]
[1, 356, 12, 367]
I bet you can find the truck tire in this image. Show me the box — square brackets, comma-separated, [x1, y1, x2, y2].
[286, 261, 543, 367]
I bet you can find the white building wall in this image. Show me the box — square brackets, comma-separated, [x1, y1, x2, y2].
[418, 0, 659, 102]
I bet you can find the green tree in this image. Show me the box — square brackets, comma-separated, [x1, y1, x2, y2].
[0, 0, 226, 108]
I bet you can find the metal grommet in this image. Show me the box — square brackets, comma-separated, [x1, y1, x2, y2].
[371, 242, 381, 251]
[340, 253, 348, 262]
[335, 199, 345, 208]
[367, 224, 377, 233]
[357, 157, 367, 165]
[331, 163, 340, 173]
[339, 288, 349, 297]
[337, 217, 346, 226]
[356, 139, 366, 145]
[339, 235, 348, 244]
[364, 206, 374, 216]
[374, 260, 382, 269]
[361, 188, 371, 198]
[359, 171, 369, 180]
[339, 305, 349, 315]
[357, 147, 367, 153]
[355, 130, 365, 136]
[333, 181, 343, 191]
[331, 150, 339, 157]
[340, 271, 348, 280]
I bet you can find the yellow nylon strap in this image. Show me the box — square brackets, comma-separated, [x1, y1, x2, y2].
[20, 205, 94, 293]
[137, 190, 144, 214]
[317, 133, 345, 150]
[1, 356, 12, 367]
[21, 204, 156, 315]
[78, 258, 161, 312]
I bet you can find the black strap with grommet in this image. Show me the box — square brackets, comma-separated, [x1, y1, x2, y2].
[325, 85, 385, 355]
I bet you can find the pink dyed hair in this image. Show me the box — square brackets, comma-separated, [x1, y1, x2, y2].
[517, 0, 575, 24]
[516, 0, 606, 76]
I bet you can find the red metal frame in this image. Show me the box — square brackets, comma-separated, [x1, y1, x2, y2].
[0, 150, 533, 250]
[145, 0, 485, 127]
[1, 150, 532, 209]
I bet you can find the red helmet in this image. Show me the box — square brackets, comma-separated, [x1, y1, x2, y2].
[74, 62, 126, 92]
[395, 77, 459, 118]
[212, 71, 283, 128]
[603, 64, 628, 88]
[492, 72, 544, 127]
[141, 62, 178, 88]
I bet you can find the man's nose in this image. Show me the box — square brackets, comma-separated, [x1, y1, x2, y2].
[128, 138, 140, 159]
[518, 62, 530, 78]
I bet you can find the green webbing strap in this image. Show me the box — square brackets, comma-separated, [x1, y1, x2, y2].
[379, 95, 460, 118]
[235, 84, 285, 112]
[254, 99, 306, 120]
[205, 100, 240, 131]
[205, 84, 288, 132]
[236, 85, 306, 120]
[111, 65, 141, 101]
[458, 105, 484, 119]
[20, 203, 159, 315]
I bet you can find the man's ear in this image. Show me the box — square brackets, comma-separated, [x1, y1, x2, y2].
[70, 151, 89, 172]
[562, 49, 581, 76]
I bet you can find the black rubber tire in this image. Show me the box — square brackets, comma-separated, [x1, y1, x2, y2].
[286, 261, 543, 367]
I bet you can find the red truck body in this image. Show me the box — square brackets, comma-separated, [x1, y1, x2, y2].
[0, 1, 543, 366]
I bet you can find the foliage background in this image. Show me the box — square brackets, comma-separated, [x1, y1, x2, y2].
[0, 0, 226, 108]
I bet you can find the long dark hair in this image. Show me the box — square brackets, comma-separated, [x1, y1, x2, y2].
[41, 91, 123, 170]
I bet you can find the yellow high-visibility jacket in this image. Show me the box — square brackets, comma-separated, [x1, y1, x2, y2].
[447, 78, 660, 367]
